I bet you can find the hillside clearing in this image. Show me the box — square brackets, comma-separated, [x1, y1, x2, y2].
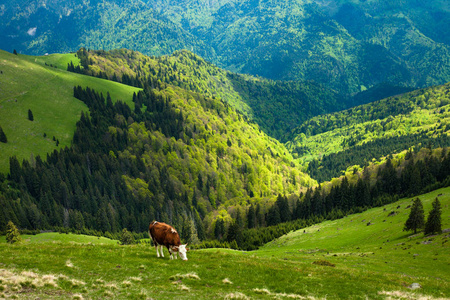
[0, 50, 140, 174]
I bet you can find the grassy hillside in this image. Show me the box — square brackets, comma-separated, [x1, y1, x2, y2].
[287, 82, 450, 181]
[0, 50, 140, 174]
[0, 187, 448, 299]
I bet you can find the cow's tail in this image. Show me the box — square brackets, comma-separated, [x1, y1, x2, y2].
[148, 221, 158, 246]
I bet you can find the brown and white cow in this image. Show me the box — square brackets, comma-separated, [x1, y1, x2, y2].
[148, 221, 189, 260]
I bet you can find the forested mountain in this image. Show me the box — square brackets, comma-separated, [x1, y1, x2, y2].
[287, 82, 450, 182]
[2, 0, 450, 101]
[71, 48, 344, 141]
[0, 50, 316, 242]
[2, 49, 450, 250]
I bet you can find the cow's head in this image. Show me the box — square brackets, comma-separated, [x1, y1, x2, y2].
[172, 244, 189, 261]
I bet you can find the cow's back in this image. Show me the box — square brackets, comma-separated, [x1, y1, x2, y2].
[149, 221, 181, 247]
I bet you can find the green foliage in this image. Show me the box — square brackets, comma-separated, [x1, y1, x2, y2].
[404, 198, 425, 234]
[6, 221, 21, 244]
[289, 82, 450, 181]
[71, 48, 344, 141]
[119, 228, 135, 245]
[424, 197, 442, 235]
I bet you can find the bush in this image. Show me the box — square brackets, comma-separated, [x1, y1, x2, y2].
[6, 221, 21, 244]
[119, 228, 135, 245]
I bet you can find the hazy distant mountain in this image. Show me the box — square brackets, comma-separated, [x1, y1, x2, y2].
[2, 0, 450, 98]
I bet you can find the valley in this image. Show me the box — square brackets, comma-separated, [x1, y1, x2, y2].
[1, 2, 450, 297]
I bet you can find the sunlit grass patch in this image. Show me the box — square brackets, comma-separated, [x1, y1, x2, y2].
[223, 278, 233, 284]
[122, 280, 132, 287]
[0, 268, 62, 296]
[72, 293, 84, 300]
[378, 290, 448, 300]
[169, 272, 200, 281]
[65, 259, 74, 268]
[69, 279, 86, 288]
[104, 282, 119, 290]
[129, 276, 142, 282]
[177, 284, 190, 291]
[224, 292, 250, 299]
[253, 287, 319, 299]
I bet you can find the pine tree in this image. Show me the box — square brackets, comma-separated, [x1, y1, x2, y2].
[0, 125, 7, 143]
[404, 198, 425, 234]
[6, 221, 21, 244]
[424, 198, 442, 235]
[214, 218, 225, 241]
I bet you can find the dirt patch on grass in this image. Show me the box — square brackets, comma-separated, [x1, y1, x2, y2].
[312, 260, 335, 267]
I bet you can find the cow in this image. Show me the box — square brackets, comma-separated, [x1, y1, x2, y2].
[148, 221, 189, 260]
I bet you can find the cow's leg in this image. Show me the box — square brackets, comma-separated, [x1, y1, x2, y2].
[155, 244, 160, 258]
[159, 245, 164, 257]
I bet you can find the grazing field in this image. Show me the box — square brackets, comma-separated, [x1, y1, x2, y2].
[0, 187, 449, 299]
[0, 50, 140, 174]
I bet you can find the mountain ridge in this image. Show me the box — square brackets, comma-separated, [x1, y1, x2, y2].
[3, 0, 450, 100]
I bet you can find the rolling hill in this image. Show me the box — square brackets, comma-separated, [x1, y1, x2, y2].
[0, 187, 448, 299]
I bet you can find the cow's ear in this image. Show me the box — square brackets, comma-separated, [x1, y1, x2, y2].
[186, 247, 190, 251]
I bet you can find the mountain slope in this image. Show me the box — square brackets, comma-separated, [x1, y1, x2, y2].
[3, 0, 450, 99]
[0, 49, 316, 237]
[72, 48, 344, 141]
[0, 50, 140, 174]
[286, 82, 450, 182]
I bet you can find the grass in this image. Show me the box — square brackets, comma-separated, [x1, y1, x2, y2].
[0, 187, 449, 299]
[0, 50, 141, 174]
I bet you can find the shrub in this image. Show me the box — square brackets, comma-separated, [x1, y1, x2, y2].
[119, 228, 134, 245]
[6, 221, 21, 244]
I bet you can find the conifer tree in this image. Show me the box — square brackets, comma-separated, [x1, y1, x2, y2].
[0, 125, 7, 143]
[424, 198, 442, 235]
[6, 221, 21, 244]
[404, 198, 425, 234]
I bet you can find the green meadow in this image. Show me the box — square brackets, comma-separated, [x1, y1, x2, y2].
[1, 187, 448, 299]
[0, 50, 140, 174]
